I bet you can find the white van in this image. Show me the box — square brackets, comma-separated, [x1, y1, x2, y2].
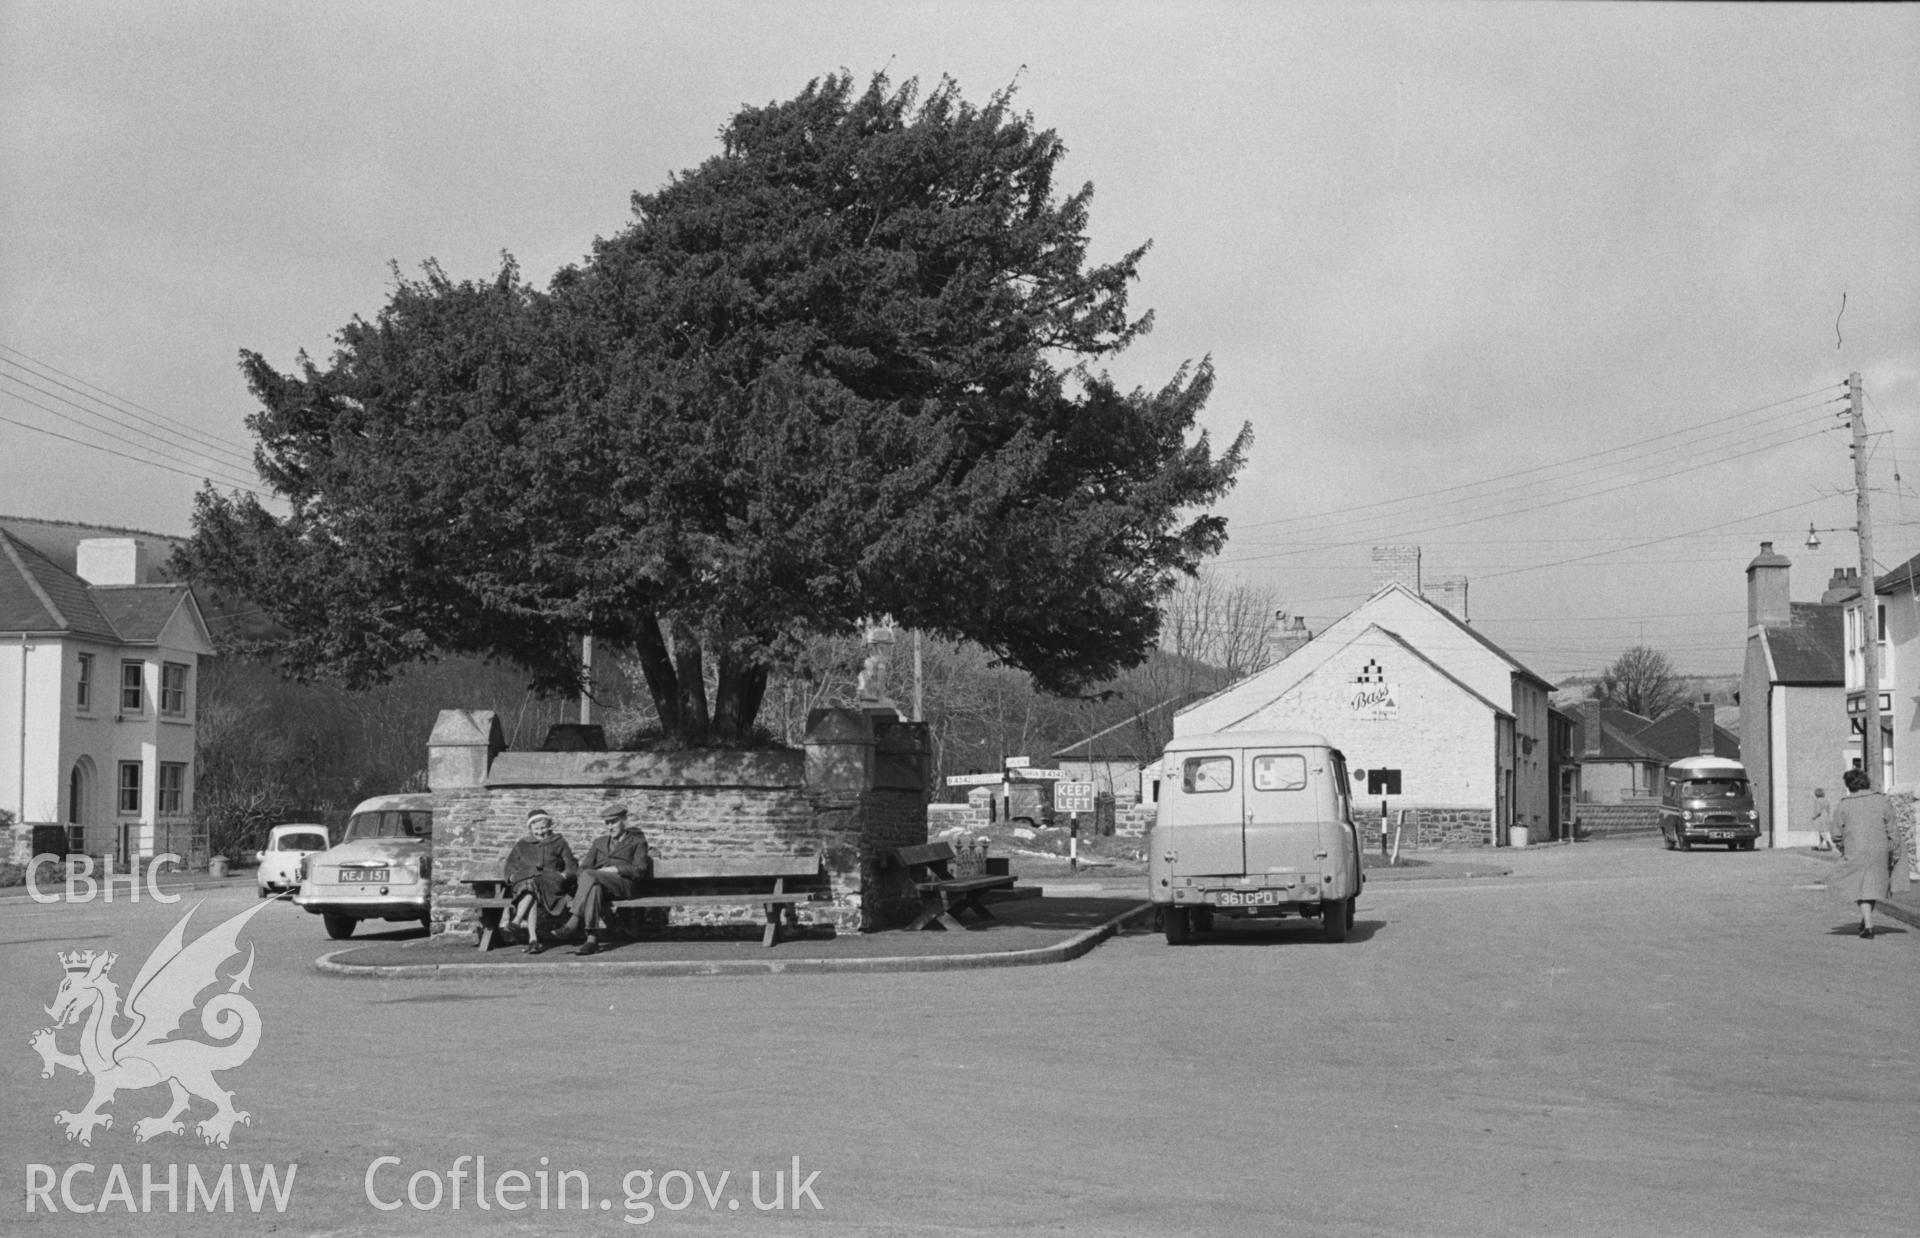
[1150, 731, 1364, 943]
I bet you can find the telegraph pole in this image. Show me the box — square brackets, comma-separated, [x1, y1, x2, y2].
[1850, 371, 1882, 785]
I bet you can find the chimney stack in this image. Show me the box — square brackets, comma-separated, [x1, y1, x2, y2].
[75, 538, 149, 586]
[1427, 574, 1470, 621]
[1269, 610, 1312, 663]
[1745, 542, 1791, 628]
[1696, 695, 1716, 756]
[1371, 545, 1422, 595]
[1583, 702, 1605, 759]
[1822, 567, 1861, 605]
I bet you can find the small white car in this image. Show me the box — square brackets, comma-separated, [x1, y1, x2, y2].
[256, 824, 331, 896]
[294, 793, 434, 939]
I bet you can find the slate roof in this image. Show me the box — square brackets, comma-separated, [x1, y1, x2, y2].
[0, 531, 118, 639]
[1635, 708, 1741, 762]
[1758, 601, 1843, 686]
[0, 529, 188, 644]
[1875, 549, 1920, 595]
[92, 585, 195, 643]
[1567, 713, 1664, 763]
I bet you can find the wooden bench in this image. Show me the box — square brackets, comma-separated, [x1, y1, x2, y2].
[452, 855, 828, 950]
[887, 842, 1018, 931]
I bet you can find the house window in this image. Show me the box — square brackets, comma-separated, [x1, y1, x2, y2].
[158, 763, 187, 815]
[161, 663, 189, 716]
[120, 660, 145, 712]
[76, 654, 93, 710]
[1366, 769, 1403, 796]
[117, 762, 142, 814]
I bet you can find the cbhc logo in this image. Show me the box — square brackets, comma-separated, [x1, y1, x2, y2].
[27, 853, 184, 904]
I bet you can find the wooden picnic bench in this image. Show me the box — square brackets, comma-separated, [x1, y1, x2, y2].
[452, 855, 828, 951]
[887, 842, 1018, 931]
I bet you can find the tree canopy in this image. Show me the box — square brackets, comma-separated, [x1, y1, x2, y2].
[1592, 645, 1688, 720]
[185, 72, 1249, 744]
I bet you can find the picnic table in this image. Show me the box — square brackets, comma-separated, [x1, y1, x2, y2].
[887, 841, 1018, 931]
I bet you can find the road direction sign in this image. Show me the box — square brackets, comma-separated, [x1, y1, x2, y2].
[1016, 768, 1066, 781]
[1004, 756, 1031, 769]
[945, 773, 1007, 787]
[1056, 781, 1096, 813]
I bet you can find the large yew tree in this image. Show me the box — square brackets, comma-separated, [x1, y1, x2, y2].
[186, 73, 1249, 745]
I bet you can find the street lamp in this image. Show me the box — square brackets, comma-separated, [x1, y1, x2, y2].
[1806, 523, 1856, 551]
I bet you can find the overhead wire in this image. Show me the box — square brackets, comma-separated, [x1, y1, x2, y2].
[1227, 384, 1842, 534]
[0, 345, 258, 470]
[0, 372, 261, 491]
[1219, 402, 1842, 563]
[0, 407, 267, 495]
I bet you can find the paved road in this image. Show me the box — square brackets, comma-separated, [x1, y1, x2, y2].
[3, 840, 1912, 1235]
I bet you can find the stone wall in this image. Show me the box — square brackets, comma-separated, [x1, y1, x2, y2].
[1574, 801, 1661, 839]
[427, 707, 930, 938]
[1403, 806, 1496, 849]
[1116, 803, 1156, 837]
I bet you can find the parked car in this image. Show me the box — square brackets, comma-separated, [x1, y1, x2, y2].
[1658, 756, 1760, 851]
[293, 793, 434, 939]
[255, 823, 330, 896]
[1149, 730, 1364, 944]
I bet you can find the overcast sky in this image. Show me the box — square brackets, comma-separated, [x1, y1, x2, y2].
[3, 2, 1915, 683]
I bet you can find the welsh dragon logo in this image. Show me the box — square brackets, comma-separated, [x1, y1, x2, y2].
[30, 897, 274, 1148]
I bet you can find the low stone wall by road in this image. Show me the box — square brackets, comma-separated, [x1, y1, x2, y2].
[1575, 802, 1661, 839]
[1403, 807, 1496, 849]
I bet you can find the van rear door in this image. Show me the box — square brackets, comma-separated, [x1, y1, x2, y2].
[1164, 748, 1247, 876]
[1242, 748, 1331, 875]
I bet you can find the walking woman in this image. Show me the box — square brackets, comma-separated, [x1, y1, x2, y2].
[1830, 769, 1910, 938]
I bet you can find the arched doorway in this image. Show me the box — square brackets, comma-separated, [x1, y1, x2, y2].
[67, 758, 94, 855]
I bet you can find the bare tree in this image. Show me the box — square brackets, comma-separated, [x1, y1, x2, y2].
[1158, 569, 1281, 679]
[1593, 646, 1688, 720]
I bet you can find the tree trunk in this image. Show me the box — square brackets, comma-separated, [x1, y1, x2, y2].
[629, 617, 770, 747]
[712, 653, 769, 743]
[670, 619, 710, 746]
[630, 614, 683, 738]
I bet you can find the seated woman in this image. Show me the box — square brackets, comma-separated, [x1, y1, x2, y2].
[503, 808, 577, 954]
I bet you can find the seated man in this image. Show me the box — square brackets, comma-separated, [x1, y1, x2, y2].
[560, 805, 650, 955]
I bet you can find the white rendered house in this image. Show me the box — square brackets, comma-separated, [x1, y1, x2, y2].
[1, 533, 213, 863]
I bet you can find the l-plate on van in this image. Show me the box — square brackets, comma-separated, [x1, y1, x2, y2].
[1150, 731, 1365, 943]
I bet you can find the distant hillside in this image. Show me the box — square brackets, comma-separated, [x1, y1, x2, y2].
[1551, 674, 1739, 711]
[0, 515, 185, 578]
